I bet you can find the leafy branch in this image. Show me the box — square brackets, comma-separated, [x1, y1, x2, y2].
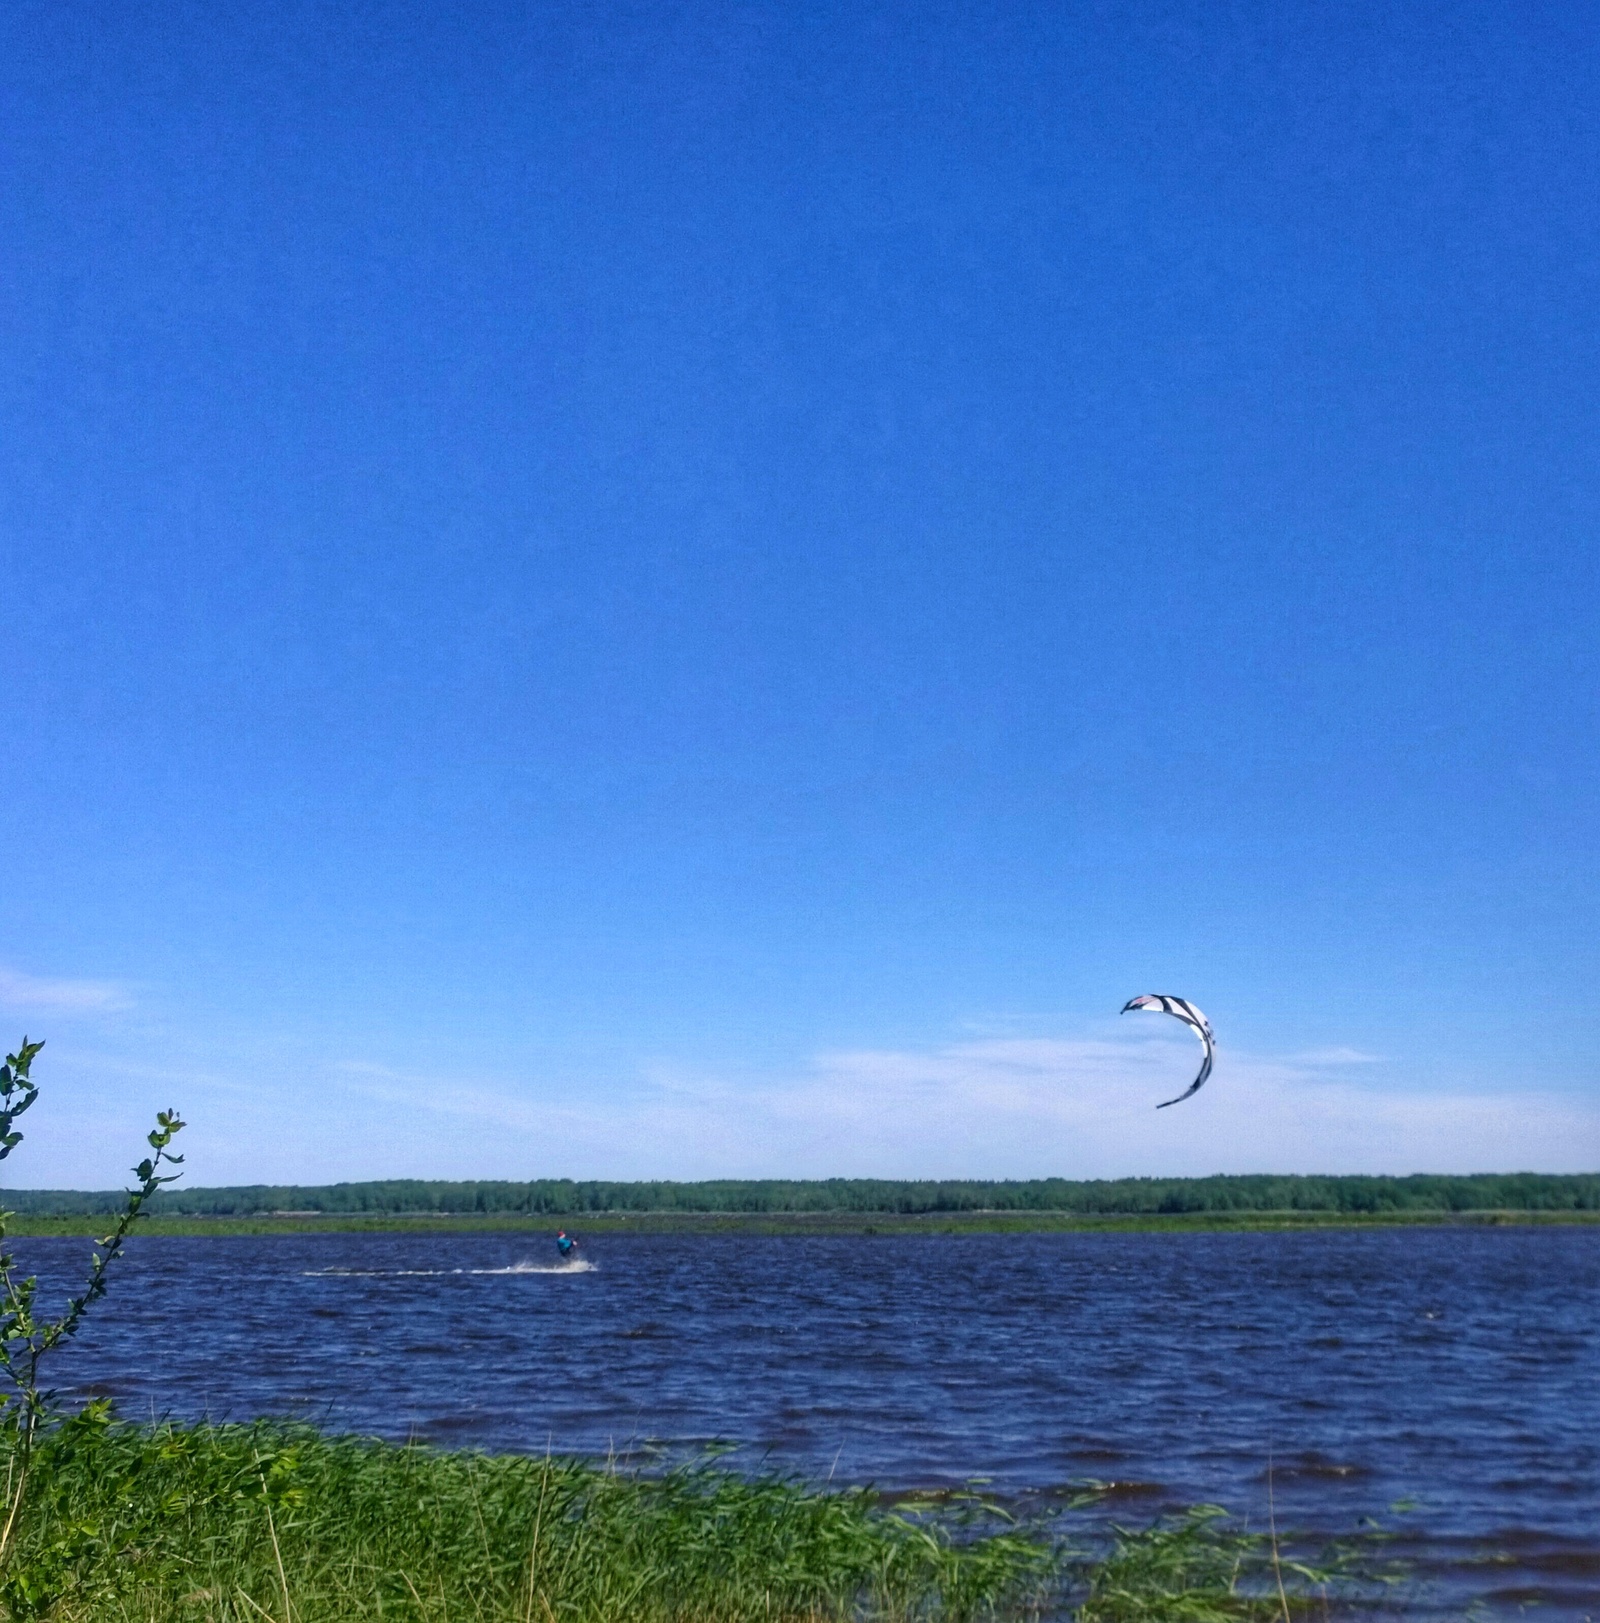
[0, 1037, 186, 1569]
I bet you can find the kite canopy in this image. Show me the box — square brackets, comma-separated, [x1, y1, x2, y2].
[1121, 994, 1214, 1108]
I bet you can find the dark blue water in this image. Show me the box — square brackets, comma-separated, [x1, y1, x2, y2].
[24, 1226, 1600, 1618]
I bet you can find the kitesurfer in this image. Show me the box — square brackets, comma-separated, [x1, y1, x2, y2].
[555, 1229, 578, 1260]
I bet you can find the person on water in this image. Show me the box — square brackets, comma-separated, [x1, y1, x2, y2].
[555, 1229, 578, 1261]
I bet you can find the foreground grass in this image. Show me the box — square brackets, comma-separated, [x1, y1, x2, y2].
[6, 1415, 1052, 1622]
[10, 1207, 1598, 1238]
[0, 1419, 1369, 1622]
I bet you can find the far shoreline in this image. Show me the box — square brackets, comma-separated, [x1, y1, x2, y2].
[9, 1206, 1599, 1238]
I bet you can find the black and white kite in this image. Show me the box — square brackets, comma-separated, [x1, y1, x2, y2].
[1120, 995, 1214, 1108]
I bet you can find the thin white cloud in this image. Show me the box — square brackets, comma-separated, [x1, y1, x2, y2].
[1286, 1046, 1385, 1066]
[0, 967, 132, 1015]
[315, 1031, 1600, 1181]
[21, 1027, 1594, 1187]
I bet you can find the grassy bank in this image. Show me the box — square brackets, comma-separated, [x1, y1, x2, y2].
[7, 1206, 1599, 1237]
[4, 1418, 1358, 1622]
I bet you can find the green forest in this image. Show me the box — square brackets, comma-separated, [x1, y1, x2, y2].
[3, 1171, 1594, 1217]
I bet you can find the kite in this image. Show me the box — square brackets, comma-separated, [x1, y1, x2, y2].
[1120, 995, 1214, 1108]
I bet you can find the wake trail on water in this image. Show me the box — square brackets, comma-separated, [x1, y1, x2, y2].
[303, 1260, 597, 1278]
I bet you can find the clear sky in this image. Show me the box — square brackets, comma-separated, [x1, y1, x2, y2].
[3, 0, 1597, 1187]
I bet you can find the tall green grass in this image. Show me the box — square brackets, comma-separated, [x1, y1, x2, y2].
[6, 1414, 1055, 1622]
[3, 1416, 1376, 1623]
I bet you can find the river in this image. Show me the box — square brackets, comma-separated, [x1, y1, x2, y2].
[24, 1224, 1599, 1618]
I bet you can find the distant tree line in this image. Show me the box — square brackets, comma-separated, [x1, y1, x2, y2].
[1, 1172, 1595, 1217]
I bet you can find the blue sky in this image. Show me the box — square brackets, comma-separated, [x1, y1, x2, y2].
[3, 0, 1597, 1186]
